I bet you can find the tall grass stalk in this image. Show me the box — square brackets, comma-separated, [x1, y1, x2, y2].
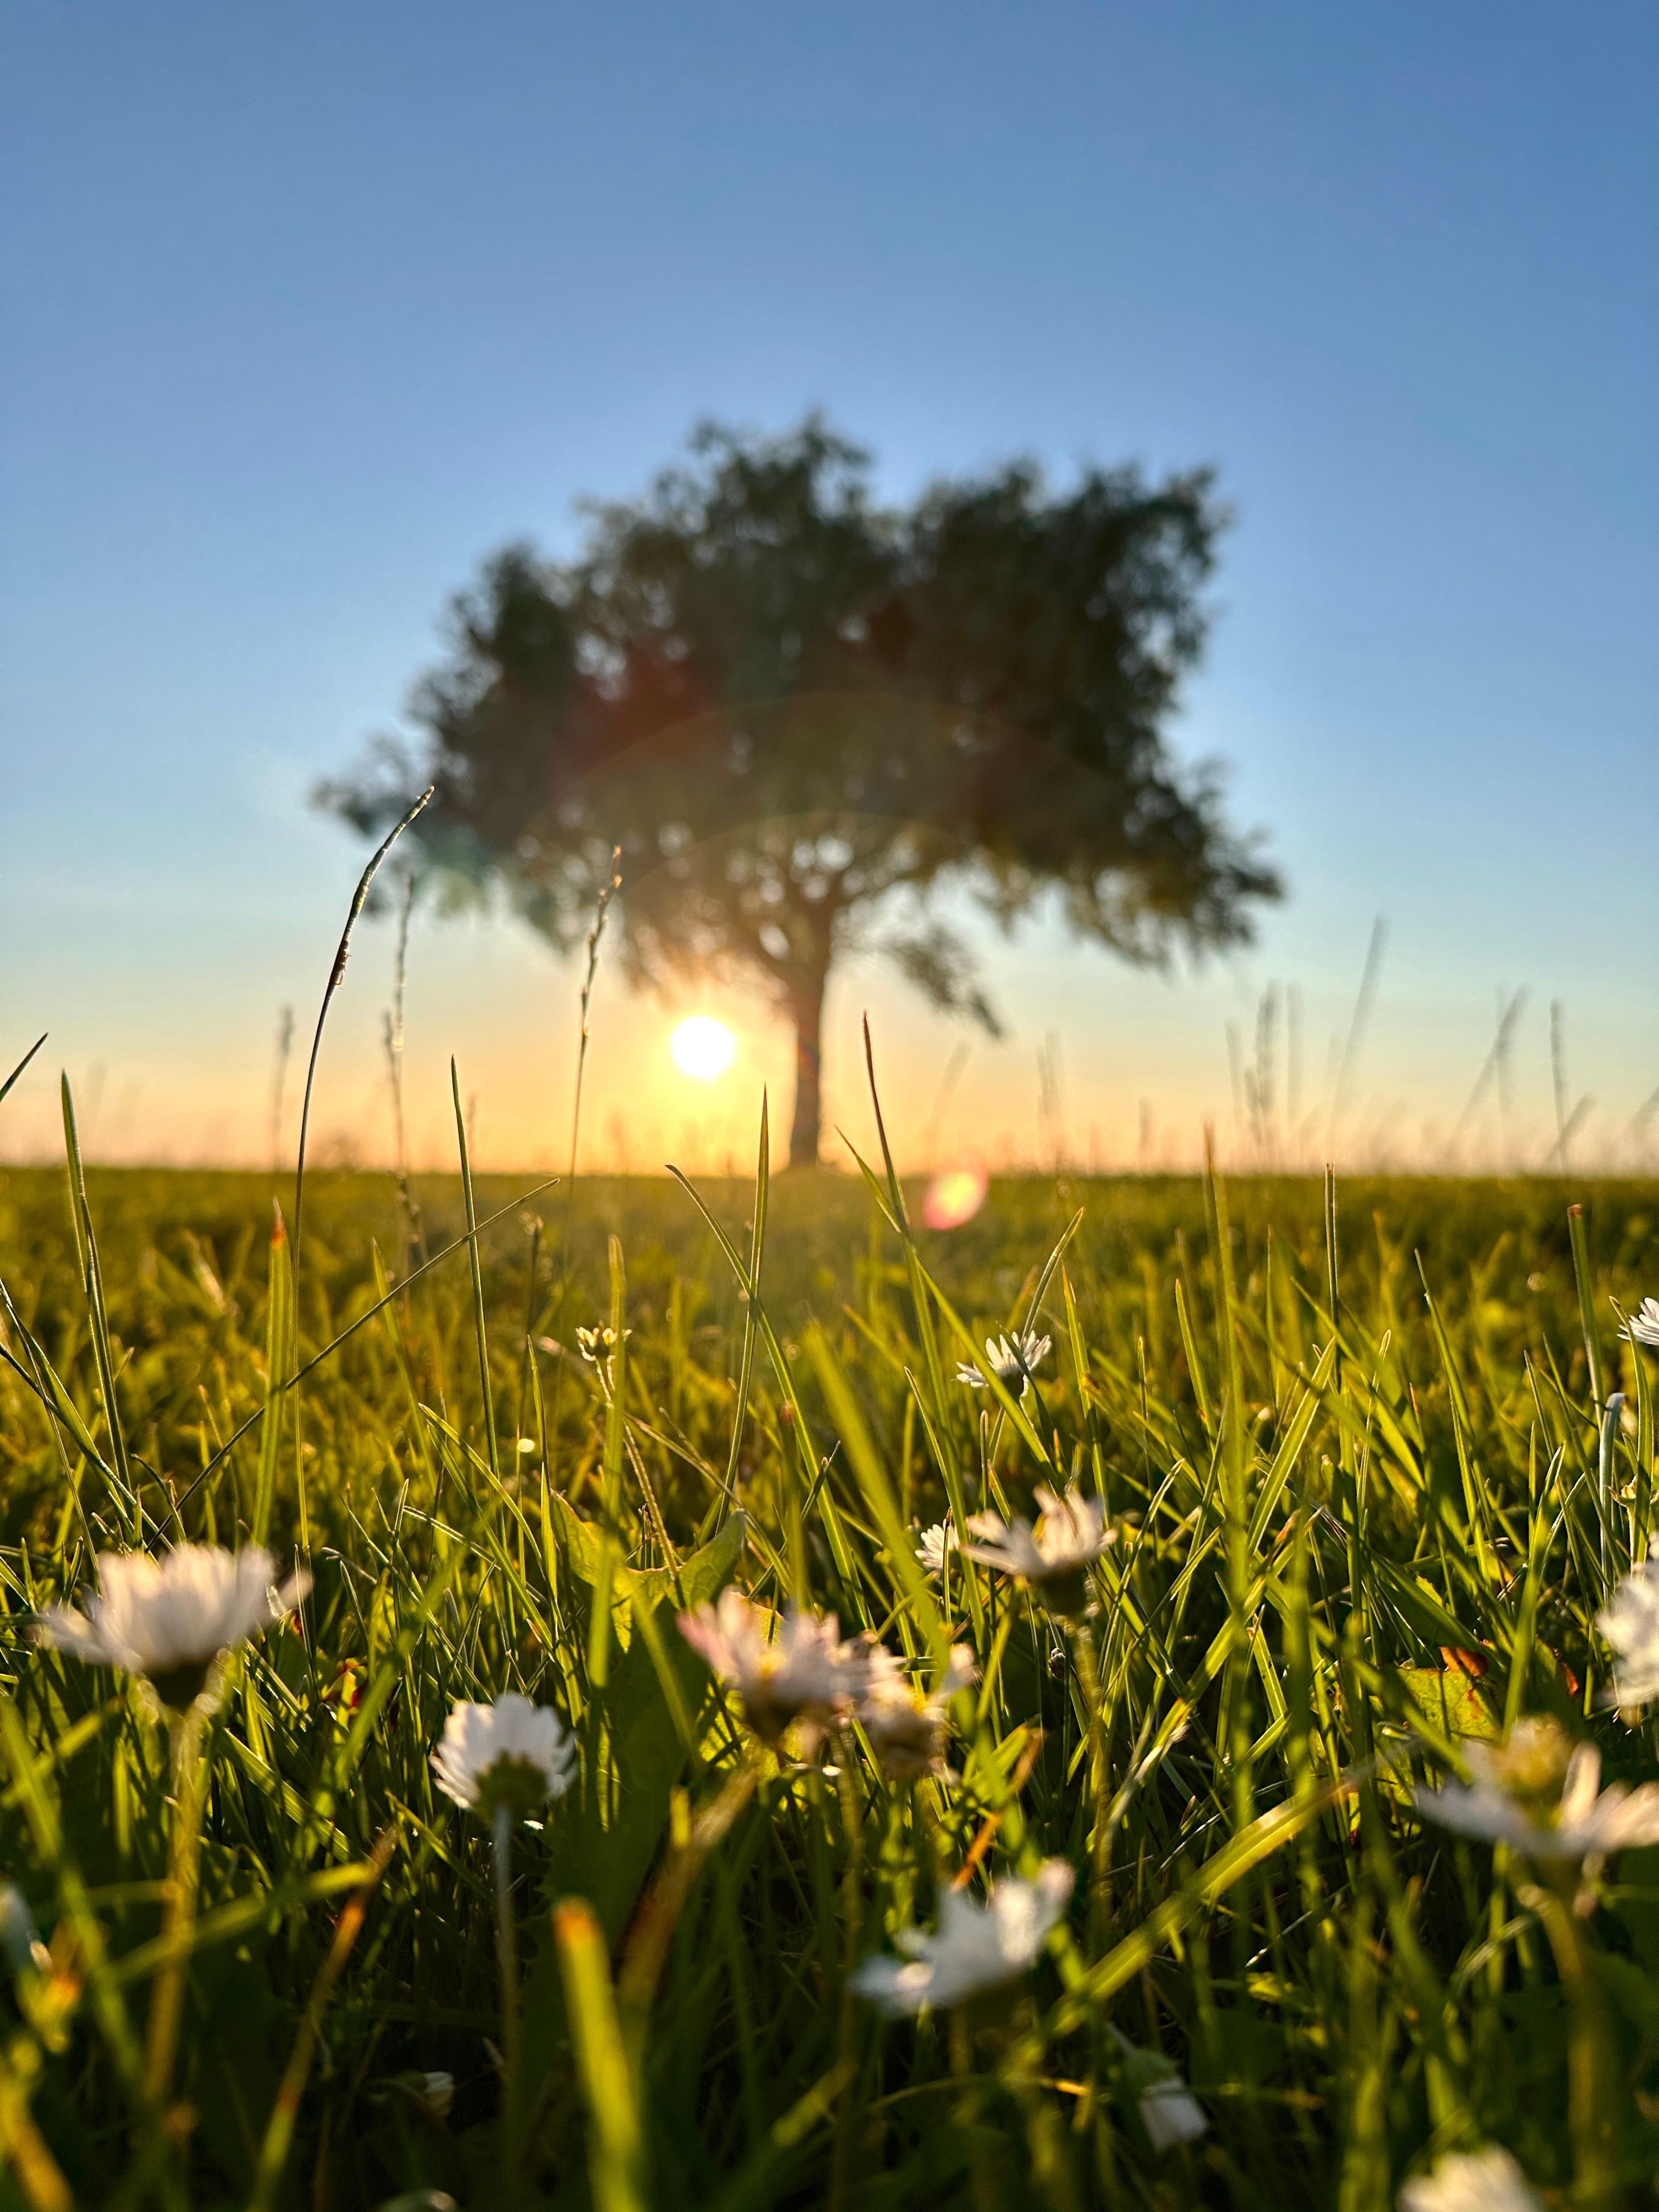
[291, 785, 432, 1274]
[0, 1034, 47, 1113]
[561, 847, 623, 1263]
[383, 868, 425, 1265]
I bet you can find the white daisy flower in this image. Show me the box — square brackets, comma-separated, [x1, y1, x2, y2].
[1597, 1556, 1659, 1707]
[678, 1590, 870, 1754]
[1621, 1297, 1659, 1350]
[1415, 1715, 1659, 1862]
[1138, 2071, 1209, 2153]
[956, 1328, 1052, 1393]
[36, 1544, 310, 1713]
[1397, 2144, 1543, 2212]
[964, 1486, 1114, 1616]
[915, 1519, 957, 1578]
[431, 1693, 577, 1819]
[856, 1644, 977, 1780]
[851, 1860, 1074, 2013]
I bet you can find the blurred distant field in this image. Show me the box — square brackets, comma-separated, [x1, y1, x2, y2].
[6, 1164, 1659, 1497]
[4, 1159, 1659, 2206]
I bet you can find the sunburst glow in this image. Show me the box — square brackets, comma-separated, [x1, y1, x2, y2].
[922, 1167, 989, 1230]
[670, 1016, 736, 1082]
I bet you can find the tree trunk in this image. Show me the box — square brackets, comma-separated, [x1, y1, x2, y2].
[787, 966, 828, 1168]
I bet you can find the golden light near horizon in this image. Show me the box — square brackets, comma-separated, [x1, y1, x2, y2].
[670, 1015, 736, 1082]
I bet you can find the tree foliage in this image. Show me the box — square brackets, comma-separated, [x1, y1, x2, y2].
[318, 417, 1280, 1160]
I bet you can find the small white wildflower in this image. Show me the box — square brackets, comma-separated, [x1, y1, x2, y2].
[413, 2070, 455, 2119]
[1397, 2144, 1544, 2212]
[1598, 1556, 1659, 1708]
[851, 1861, 1074, 2014]
[856, 1644, 977, 1780]
[956, 1328, 1051, 1393]
[1415, 1715, 1659, 1862]
[36, 1544, 310, 1713]
[574, 1324, 630, 1363]
[964, 1486, 1114, 1616]
[382, 2067, 456, 2121]
[431, 1693, 577, 1819]
[416, 2070, 454, 2119]
[678, 1590, 870, 1754]
[1621, 1297, 1659, 1350]
[1109, 2029, 1209, 2152]
[1139, 2071, 1209, 2153]
[915, 1518, 957, 1578]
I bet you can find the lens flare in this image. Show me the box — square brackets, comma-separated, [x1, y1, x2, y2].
[921, 1167, 988, 1231]
[670, 1017, 736, 1082]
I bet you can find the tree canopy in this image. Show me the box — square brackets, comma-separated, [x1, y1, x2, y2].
[318, 417, 1280, 1163]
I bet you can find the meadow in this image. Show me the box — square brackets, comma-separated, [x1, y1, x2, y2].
[3, 1125, 1659, 2210]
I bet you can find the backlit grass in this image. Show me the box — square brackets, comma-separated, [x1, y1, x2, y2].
[2, 1139, 1659, 2208]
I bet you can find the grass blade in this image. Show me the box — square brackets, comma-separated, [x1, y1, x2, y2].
[555, 1897, 648, 2212]
[0, 1034, 46, 1112]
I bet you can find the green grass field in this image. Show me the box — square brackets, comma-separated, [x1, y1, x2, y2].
[3, 1142, 1659, 2209]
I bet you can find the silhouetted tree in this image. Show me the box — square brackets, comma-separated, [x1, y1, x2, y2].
[317, 418, 1279, 1165]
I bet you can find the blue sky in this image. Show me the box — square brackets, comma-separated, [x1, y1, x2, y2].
[2, 1, 1655, 1170]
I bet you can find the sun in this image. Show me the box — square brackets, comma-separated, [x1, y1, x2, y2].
[670, 1015, 736, 1082]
